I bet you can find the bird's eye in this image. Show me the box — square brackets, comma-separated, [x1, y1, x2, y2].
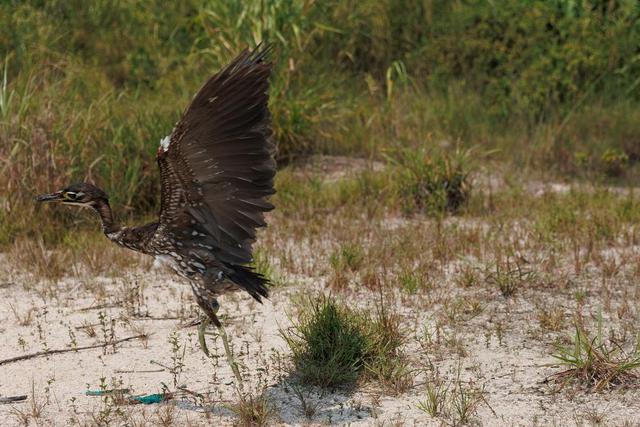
[65, 192, 77, 200]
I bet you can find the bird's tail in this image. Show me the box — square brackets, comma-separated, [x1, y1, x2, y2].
[229, 265, 269, 302]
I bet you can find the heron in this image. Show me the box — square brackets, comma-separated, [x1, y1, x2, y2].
[36, 45, 276, 358]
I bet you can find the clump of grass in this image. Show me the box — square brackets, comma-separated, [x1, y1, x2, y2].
[327, 243, 365, 290]
[551, 323, 640, 392]
[329, 242, 364, 273]
[363, 302, 412, 394]
[455, 264, 480, 288]
[227, 390, 275, 427]
[282, 295, 369, 388]
[418, 376, 448, 417]
[389, 146, 473, 215]
[398, 268, 422, 294]
[282, 295, 410, 391]
[485, 255, 537, 297]
[251, 248, 286, 287]
[417, 365, 491, 425]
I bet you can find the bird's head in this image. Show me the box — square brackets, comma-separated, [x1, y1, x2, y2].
[36, 182, 109, 208]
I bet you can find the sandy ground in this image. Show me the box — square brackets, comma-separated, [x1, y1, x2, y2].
[1, 259, 639, 426]
[2, 158, 640, 426]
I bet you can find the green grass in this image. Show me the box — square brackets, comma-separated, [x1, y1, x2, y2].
[417, 364, 490, 425]
[1, 1, 639, 245]
[485, 255, 538, 298]
[552, 322, 640, 392]
[329, 243, 365, 273]
[388, 146, 474, 215]
[282, 296, 370, 388]
[251, 248, 286, 288]
[281, 295, 409, 390]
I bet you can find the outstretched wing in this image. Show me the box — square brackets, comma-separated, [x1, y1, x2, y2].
[154, 45, 275, 265]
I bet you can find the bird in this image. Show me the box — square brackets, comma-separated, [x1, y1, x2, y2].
[36, 45, 276, 354]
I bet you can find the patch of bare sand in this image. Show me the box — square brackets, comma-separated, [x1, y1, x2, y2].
[291, 155, 385, 182]
[1, 252, 639, 426]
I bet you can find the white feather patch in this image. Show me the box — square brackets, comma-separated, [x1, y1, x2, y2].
[159, 135, 171, 152]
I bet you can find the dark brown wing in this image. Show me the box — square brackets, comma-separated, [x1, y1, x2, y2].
[154, 45, 275, 265]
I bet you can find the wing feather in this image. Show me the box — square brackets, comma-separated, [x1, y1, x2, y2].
[154, 45, 275, 265]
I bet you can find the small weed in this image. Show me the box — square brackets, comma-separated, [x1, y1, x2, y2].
[120, 277, 147, 317]
[288, 381, 320, 420]
[9, 303, 35, 326]
[327, 269, 350, 291]
[67, 325, 78, 350]
[417, 376, 448, 417]
[364, 302, 413, 394]
[450, 378, 487, 425]
[153, 403, 176, 427]
[537, 306, 566, 333]
[398, 269, 422, 294]
[98, 311, 117, 354]
[78, 320, 97, 338]
[90, 377, 128, 425]
[418, 365, 491, 425]
[9, 381, 47, 426]
[168, 331, 186, 388]
[17, 335, 27, 351]
[455, 264, 480, 288]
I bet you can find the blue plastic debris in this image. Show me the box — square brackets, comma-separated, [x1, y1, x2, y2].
[85, 389, 170, 404]
[129, 393, 168, 404]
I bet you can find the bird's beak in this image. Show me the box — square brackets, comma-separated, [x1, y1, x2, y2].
[36, 191, 64, 202]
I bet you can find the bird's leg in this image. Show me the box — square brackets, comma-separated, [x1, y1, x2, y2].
[197, 317, 211, 356]
[196, 299, 221, 356]
[197, 299, 244, 392]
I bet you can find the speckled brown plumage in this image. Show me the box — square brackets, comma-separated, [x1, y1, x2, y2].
[37, 45, 275, 326]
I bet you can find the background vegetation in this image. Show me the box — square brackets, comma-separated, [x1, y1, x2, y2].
[1, 0, 639, 244]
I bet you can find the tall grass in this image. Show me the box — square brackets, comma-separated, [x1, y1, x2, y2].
[1, 0, 639, 245]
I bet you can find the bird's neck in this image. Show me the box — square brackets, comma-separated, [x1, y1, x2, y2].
[92, 199, 120, 235]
